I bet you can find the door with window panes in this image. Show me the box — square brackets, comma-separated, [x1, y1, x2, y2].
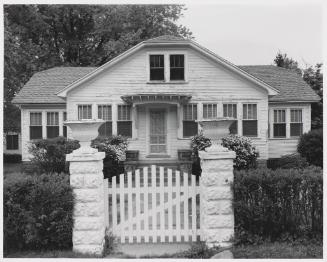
[149, 109, 167, 154]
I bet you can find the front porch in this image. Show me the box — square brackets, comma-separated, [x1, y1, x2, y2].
[121, 93, 195, 167]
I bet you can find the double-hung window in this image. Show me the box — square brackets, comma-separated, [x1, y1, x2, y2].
[78, 105, 92, 120]
[6, 134, 18, 150]
[242, 104, 257, 137]
[183, 104, 198, 137]
[63, 112, 67, 138]
[203, 104, 217, 119]
[273, 109, 286, 138]
[47, 112, 59, 138]
[150, 55, 165, 81]
[223, 104, 238, 134]
[117, 105, 132, 137]
[30, 112, 42, 140]
[170, 55, 184, 80]
[98, 105, 112, 137]
[290, 109, 303, 137]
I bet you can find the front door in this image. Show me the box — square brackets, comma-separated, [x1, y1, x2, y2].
[149, 109, 167, 154]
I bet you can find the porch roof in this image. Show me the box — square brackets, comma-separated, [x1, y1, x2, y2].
[121, 93, 192, 104]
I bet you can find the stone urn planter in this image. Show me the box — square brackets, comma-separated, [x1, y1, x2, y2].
[64, 119, 105, 155]
[196, 117, 236, 151]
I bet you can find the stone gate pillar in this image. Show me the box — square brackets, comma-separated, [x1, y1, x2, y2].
[199, 144, 235, 248]
[67, 150, 106, 255]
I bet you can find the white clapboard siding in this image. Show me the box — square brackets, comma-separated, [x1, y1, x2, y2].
[107, 165, 200, 244]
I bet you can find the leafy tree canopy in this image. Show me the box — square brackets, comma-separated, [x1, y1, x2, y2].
[4, 4, 192, 131]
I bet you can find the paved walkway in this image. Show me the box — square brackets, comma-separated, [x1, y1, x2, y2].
[107, 243, 192, 258]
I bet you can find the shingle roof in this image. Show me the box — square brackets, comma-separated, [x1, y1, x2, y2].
[239, 65, 320, 102]
[145, 35, 186, 42]
[12, 67, 96, 104]
[13, 64, 319, 105]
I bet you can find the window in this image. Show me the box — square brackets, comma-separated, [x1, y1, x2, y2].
[203, 104, 217, 119]
[170, 55, 184, 80]
[98, 105, 112, 137]
[78, 105, 92, 120]
[242, 104, 257, 137]
[150, 55, 164, 81]
[6, 134, 18, 150]
[117, 105, 132, 137]
[47, 112, 59, 138]
[290, 109, 303, 137]
[183, 104, 198, 137]
[63, 112, 67, 138]
[30, 112, 42, 140]
[273, 109, 286, 138]
[223, 104, 238, 134]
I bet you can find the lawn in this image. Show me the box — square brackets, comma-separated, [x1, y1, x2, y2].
[232, 241, 323, 259]
[5, 242, 323, 258]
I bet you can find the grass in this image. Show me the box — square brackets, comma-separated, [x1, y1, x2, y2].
[232, 241, 323, 259]
[4, 250, 99, 258]
[3, 163, 22, 176]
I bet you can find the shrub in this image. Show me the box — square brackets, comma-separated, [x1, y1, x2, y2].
[297, 129, 323, 167]
[221, 134, 259, 170]
[190, 133, 212, 175]
[28, 137, 80, 174]
[91, 135, 128, 179]
[233, 166, 323, 244]
[267, 153, 309, 170]
[3, 154, 22, 163]
[4, 172, 74, 252]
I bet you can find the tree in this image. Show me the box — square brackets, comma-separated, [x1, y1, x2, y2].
[274, 52, 302, 75]
[303, 64, 323, 129]
[274, 52, 323, 129]
[4, 4, 192, 132]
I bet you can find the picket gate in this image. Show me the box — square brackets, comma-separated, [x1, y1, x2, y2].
[104, 165, 200, 243]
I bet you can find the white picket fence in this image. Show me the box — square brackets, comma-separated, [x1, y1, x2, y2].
[104, 165, 200, 244]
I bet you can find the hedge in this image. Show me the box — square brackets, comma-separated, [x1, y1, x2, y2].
[4, 173, 74, 252]
[233, 166, 323, 244]
[267, 153, 309, 170]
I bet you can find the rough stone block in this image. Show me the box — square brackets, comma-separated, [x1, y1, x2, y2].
[201, 159, 233, 173]
[201, 171, 233, 187]
[203, 214, 234, 229]
[70, 161, 103, 175]
[70, 174, 84, 188]
[202, 228, 234, 244]
[74, 189, 101, 203]
[73, 244, 104, 256]
[73, 229, 105, 245]
[202, 186, 233, 200]
[202, 200, 233, 215]
[74, 202, 104, 217]
[74, 217, 104, 231]
[84, 174, 103, 188]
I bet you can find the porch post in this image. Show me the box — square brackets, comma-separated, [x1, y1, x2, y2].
[199, 144, 235, 248]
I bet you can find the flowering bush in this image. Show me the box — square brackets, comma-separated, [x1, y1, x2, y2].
[190, 132, 212, 175]
[221, 134, 259, 170]
[91, 135, 128, 178]
[29, 137, 80, 174]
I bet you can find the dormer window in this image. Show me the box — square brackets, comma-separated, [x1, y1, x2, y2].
[170, 55, 184, 80]
[150, 55, 165, 81]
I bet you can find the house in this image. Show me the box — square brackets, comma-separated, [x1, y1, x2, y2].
[12, 35, 320, 170]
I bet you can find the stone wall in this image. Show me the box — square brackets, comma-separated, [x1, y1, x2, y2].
[67, 151, 106, 255]
[199, 145, 235, 247]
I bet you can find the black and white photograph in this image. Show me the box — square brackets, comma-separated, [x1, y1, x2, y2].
[2, 0, 324, 259]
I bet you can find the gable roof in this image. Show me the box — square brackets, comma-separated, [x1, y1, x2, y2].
[12, 67, 96, 104]
[55, 36, 279, 97]
[239, 65, 320, 102]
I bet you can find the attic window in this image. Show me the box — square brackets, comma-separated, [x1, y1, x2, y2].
[170, 55, 184, 80]
[150, 55, 164, 81]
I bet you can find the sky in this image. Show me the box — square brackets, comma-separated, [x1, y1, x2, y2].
[178, 2, 322, 68]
